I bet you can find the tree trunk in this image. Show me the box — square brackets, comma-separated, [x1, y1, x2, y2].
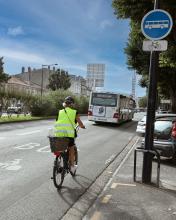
[170, 89, 176, 113]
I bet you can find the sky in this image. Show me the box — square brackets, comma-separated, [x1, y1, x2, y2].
[0, 0, 146, 97]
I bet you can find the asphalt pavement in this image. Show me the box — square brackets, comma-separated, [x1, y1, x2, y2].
[0, 117, 138, 220]
[83, 138, 176, 220]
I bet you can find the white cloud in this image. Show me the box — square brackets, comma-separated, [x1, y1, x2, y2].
[100, 20, 113, 29]
[0, 48, 45, 63]
[7, 26, 24, 36]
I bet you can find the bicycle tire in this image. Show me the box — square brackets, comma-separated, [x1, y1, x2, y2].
[70, 146, 78, 177]
[53, 156, 65, 189]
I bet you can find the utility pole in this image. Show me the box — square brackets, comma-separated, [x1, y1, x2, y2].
[142, 0, 159, 183]
[132, 70, 136, 100]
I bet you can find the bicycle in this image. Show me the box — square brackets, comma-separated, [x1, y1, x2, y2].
[48, 136, 78, 189]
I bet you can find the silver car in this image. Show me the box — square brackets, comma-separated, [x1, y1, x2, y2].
[141, 114, 176, 161]
[136, 116, 146, 136]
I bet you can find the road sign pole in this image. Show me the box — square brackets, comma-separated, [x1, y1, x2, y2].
[142, 0, 159, 184]
[142, 51, 159, 183]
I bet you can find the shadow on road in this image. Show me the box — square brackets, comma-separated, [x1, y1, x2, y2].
[56, 174, 92, 206]
[92, 120, 138, 133]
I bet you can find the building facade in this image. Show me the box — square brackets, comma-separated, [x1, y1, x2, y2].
[14, 67, 88, 96]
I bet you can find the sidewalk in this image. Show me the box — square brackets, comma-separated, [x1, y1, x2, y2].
[83, 140, 176, 220]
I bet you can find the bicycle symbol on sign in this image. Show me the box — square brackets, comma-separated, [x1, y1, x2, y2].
[148, 41, 161, 51]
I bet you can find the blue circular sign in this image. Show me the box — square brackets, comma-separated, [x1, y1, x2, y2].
[141, 9, 173, 40]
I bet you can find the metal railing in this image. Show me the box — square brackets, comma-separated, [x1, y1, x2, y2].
[133, 147, 161, 187]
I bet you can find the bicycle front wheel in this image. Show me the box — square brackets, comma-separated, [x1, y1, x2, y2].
[53, 156, 65, 189]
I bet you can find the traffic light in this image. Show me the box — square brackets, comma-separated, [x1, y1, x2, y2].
[0, 57, 4, 74]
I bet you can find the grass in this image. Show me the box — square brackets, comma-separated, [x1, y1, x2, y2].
[0, 115, 44, 123]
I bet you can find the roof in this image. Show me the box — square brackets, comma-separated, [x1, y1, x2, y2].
[8, 76, 29, 86]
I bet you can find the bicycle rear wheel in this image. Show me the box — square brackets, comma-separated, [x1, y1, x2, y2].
[70, 146, 78, 176]
[53, 155, 65, 189]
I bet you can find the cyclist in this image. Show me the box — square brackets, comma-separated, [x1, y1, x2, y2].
[54, 96, 85, 173]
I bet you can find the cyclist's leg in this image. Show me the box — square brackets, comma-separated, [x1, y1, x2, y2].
[68, 138, 78, 175]
[68, 138, 75, 166]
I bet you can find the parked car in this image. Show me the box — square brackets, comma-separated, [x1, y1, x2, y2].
[141, 114, 176, 161]
[7, 106, 22, 114]
[136, 115, 146, 136]
[156, 110, 172, 114]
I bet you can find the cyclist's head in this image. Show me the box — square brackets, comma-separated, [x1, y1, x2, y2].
[64, 96, 74, 106]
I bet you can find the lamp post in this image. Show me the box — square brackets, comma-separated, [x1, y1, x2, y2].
[41, 63, 58, 100]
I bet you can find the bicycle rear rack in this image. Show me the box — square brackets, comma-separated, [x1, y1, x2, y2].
[133, 147, 161, 187]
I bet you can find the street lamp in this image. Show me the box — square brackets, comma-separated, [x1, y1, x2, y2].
[41, 63, 58, 100]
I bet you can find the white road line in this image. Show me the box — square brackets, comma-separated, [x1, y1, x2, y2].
[90, 211, 102, 220]
[101, 194, 112, 203]
[37, 145, 50, 153]
[103, 137, 140, 191]
[111, 182, 136, 189]
[15, 143, 40, 150]
[16, 130, 41, 136]
[0, 137, 5, 140]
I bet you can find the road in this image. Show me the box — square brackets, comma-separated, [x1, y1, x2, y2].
[0, 115, 140, 220]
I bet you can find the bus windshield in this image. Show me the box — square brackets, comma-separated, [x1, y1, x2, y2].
[91, 93, 117, 107]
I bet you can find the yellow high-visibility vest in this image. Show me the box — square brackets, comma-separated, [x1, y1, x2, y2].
[54, 107, 76, 138]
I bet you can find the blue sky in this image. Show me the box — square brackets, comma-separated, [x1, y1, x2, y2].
[0, 0, 145, 97]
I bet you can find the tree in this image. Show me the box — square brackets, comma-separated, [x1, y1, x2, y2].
[112, 0, 176, 112]
[47, 69, 71, 91]
[138, 96, 147, 108]
[0, 57, 10, 84]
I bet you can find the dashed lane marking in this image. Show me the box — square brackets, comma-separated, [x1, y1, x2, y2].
[111, 183, 118, 189]
[90, 211, 102, 220]
[103, 137, 139, 191]
[16, 130, 41, 135]
[101, 194, 112, 204]
[111, 182, 136, 189]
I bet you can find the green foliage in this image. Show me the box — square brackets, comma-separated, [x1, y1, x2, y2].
[30, 97, 55, 117]
[74, 95, 89, 114]
[0, 115, 42, 123]
[0, 57, 10, 84]
[30, 90, 89, 117]
[138, 96, 147, 108]
[0, 86, 35, 111]
[112, 0, 176, 112]
[47, 69, 71, 91]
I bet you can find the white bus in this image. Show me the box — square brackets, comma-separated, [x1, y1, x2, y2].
[88, 92, 135, 124]
[144, 20, 169, 29]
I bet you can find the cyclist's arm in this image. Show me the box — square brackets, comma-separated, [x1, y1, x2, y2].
[76, 114, 85, 128]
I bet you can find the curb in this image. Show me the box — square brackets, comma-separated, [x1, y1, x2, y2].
[61, 135, 139, 220]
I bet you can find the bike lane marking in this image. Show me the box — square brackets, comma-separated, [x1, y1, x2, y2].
[14, 143, 51, 153]
[0, 159, 22, 171]
[16, 130, 41, 136]
[36, 145, 50, 153]
[14, 143, 40, 150]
